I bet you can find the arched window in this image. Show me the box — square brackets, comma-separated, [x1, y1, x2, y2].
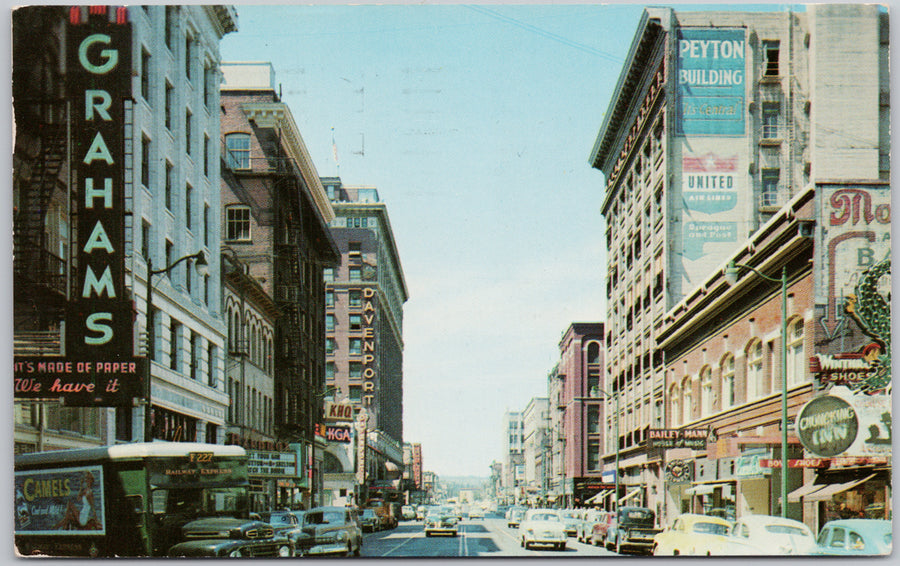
[587, 342, 601, 364]
[671, 384, 681, 426]
[700, 367, 713, 416]
[682, 377, 692, 424]
[746, 340, 764, 401]
[721, 354, 735, 409]
[786, 318, 805, 387]
[224, 132, 251, 169]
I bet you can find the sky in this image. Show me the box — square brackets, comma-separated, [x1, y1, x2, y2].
[218, 2, 782, 478]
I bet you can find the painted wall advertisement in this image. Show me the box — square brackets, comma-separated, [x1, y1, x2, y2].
[811, 183, 890, 460]
[676, 28, 746, 136]
[14, 466, 105, 535]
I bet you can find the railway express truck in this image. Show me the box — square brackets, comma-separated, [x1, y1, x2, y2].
[14, 442, 263, 557]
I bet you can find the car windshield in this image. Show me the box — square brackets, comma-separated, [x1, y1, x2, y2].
[361, 510, 377, 519]
[260, 512, 295, 525]
[765, 524, 809, 536]
[619, 509, 655, 526]
[531, 513, 560, 522]
[151, 487, 248, 518]
[305, 510, 344, 525]
[694, 522, 730, 535]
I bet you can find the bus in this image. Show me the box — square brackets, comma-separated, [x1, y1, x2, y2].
[15, 442, 254, 557]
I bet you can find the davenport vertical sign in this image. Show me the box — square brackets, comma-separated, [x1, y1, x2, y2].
[14, 7, 144, 405]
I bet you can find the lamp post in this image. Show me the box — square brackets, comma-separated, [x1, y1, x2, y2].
[725, 261, 788, 518]
[144, 250, 209, 442]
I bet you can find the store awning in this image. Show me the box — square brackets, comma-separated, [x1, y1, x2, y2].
[585, 489, 611, 505]
[618, 488, 642, 505]
[806, 474, 876, 502]
[686, 481, 731, 496]
[786, 482, 827, 503]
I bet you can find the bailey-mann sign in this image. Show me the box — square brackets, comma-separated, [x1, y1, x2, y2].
[13, 7, 144, 406]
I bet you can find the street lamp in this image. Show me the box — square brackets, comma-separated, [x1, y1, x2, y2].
[724, 261, 789, 518]
[144, 250, 209, 442]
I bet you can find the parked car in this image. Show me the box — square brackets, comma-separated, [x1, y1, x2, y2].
[652, 513, 736, 556]
[606, 506, 662, 554]
[519, 509, 568, 551]
[168, 518, 293, 557]
[401, 505, 417, 521]
[725, 515, 815, 555]
[469, 508, 484, 520]
[257, 510, 309, 551]
[559, 509, 581, 537]
[590, 511, 615, 547]
[359, 508, 381, 533]
[293, 506, 362, 557]
[812, 519, 892, 556]
[507, 507, 527, 528]
[416, 505, 427, 520]
[576, 509, 601, 543]
[424, 506, 458, 537]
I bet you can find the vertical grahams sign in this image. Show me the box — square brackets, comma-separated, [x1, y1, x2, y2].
[13, 7, 144, 406]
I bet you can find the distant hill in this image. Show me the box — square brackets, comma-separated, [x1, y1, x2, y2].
[441, 476, 488, 487]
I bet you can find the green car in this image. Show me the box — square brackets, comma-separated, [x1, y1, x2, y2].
[167, 517, 293, 557]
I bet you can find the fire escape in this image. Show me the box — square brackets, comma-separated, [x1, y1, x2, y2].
[13, 100, 70, 334]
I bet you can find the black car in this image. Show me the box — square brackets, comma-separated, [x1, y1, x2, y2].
[293, 507, 363, 556]
[167, 517, 294, 557]
[258, 510, 310, 550]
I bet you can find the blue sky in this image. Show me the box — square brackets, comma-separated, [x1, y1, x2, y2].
[220, 3, 641, 477]
[222, 3, 813, 477]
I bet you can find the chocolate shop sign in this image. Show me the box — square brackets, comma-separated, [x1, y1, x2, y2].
[796, 395, 859, 457]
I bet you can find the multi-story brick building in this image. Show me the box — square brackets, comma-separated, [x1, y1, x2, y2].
[219, 62, 340, 508]
[590, 5, 889, 526]
[549, 323, 605, 507]
[13, 5, 237, 452]
[321, 177, 408, 501]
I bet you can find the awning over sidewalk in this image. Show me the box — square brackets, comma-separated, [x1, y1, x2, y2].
[786, 482, 827, 502]
[618, 488, 642, 505]
[805, 474, 877, 502]
[584, 489, 611, 505]
[685, 481, 731, 496]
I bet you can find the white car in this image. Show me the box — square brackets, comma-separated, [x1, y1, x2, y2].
[519, 509, 568, 551]
[424, 507, 458, 537]
[725, 515, 816, 555]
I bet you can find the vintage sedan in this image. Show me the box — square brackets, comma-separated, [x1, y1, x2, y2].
[812, 519, 892, 555]
[292, 507, 362, 557]
[359, 508, 381, 533]
[725, 515, 815, 555]
[652, 514, 736, 556]
[590, 511, 615, 547]
[576, 509, 601, 543]
[519, 509, 567, 551]
[168, 517, 293, 557]
[257, 510, 310, 550]
[559, 509, 581, 537]
[507, 507, 527, 528]
[424, 507, 459, 537]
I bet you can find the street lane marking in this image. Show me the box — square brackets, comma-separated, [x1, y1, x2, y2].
[380, 532, 417, 557]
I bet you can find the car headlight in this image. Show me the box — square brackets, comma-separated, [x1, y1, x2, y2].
[277, 544, 292, 557]
[228, 549, 243, 558]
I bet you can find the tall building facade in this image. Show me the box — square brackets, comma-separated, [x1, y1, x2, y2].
[321, 178, 408, 501]
[521, 397, 549, 505]
[590, 5, 889, 526]
[501, 410, 524, 503]
[13, 5, 237, 452]
[219, 62, 340, 509]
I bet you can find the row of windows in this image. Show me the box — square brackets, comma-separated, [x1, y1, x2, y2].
[325, 336, 374, 355]
[325, 289, 366, 308]
[226, 303, 274, 374]
[670, 319, 805, 426]
[325, 361, 371, 380]
[325, 313, 370, 332]
[227, 378, 274, 435]
[149, 309, 221, 390]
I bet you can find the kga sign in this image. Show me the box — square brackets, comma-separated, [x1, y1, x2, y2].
[796, 395, 859, 457]
[326, 426, 352, 443]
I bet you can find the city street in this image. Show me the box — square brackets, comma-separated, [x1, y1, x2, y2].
[360, 517, 616, 558]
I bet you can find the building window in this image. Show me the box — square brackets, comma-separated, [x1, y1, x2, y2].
[141, 135, 151, 188]
[204, 64, 214, 108]
[671, 385, 681, 427]
[349, 338, 362, 355]
[225, 205, 251, 241]
[204, 134, 210, 177]
[349, 289, 362, 308]
[203, 203, 210, 247]
[165, 81, 174, 130]
[185, 108, 192, 155]
[170, 319, 182, 371]
[721, 354, 735, 409]
[189, 331, 199, 380]
[349, 314, 362, 331]
[761, 168, 780, 207]
[787, 319, 805, 386]
[349, 267, 361, 281]
[681, 377, 691, 424]
[700, 367, 713, 416]
[349, 385, 362, 401]
[348, 241, 361, 256]
[184, 34, 192, 80]
[165, 6, 176, 50]
[325, 338, 335, 355]
[587, 405, 600, 434]
[165, 161, 173, 210]
[325, 290, 334, 307]
[141, 48, 151, 102]
[185, 183, 193, 230]
[349, 362, 363, 379]
[141, 220, 151, 262]
[115, 406, 132, 441]
[746, 340, 764, 401]
[323, 268, 334, 282]
[587, 439, 601, 471]
[225, 133, 251, 169]
[762, 102, 780, 138]
[203, 274, 209, 306]
[762, 40, 780, 76]
[326, 362, 335, 379]
[148, 306, 159, 361]
[165, 240, 174, 278]
[325, 314, 335, 332]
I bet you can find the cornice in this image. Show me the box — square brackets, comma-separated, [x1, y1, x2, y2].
[205, 5, 238, 37]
